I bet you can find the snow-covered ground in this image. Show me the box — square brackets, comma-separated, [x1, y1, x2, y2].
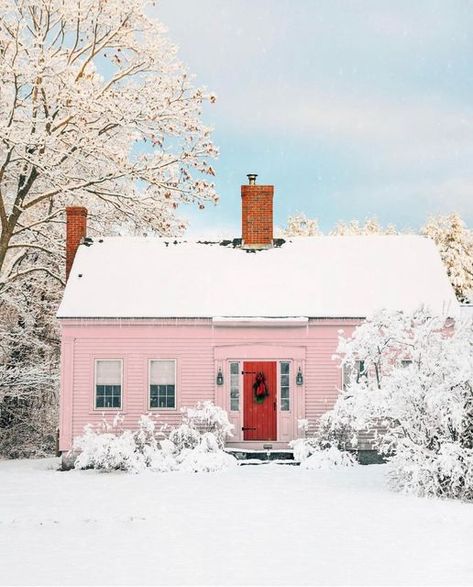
[1, 459, 472, 586]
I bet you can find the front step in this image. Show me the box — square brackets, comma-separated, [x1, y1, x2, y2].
[225, 448, 299, 465]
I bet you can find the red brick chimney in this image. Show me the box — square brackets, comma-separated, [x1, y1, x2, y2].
[241, 174, 274, 248]
[66, 206, 87, 281]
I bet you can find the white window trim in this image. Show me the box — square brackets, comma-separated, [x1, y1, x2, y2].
[148, 359, 177, 411]
[94, 358, 123, 411]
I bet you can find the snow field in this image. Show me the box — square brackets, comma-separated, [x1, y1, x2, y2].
[1, 458, 473, 586]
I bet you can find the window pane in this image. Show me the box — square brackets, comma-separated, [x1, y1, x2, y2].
[150, 384, 175, 409]
[150, 360, 175, 385]
[95, 384, 121, 409]
[356, 360, 368, 383]
[230, 363, 239, 375]
[342, 364, 352, 389]
[280, 362, 290, 411]
[229, 362, 239, 411]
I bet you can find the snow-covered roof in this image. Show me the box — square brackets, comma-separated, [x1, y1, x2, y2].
[57, 235, 459, 319]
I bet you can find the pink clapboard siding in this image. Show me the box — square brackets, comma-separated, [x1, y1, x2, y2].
[59, 318, 359, 451]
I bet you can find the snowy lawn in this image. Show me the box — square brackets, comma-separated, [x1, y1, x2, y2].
[1, 459, 473, 586]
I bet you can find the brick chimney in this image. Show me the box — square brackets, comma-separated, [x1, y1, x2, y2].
[241, 174, 274, 248]
[66, 206, 87, 281]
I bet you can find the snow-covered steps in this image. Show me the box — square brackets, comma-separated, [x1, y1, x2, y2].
[235, 459, 300, 466]
[225, 448, 299, 465]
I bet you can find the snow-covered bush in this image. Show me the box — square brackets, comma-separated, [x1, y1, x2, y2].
[290, 417, 356, 465]
[300, 446, 357, 470]
[178, 433, 237, 472]
[182, 400, 234, 448]
[324, 308, 473, 500]
[290, 438, 314, 462]
[168, 423, 201, 452]
[72, 403, 237, 473]
[74, 426, 146, 473]
[73, 414, 167, 473]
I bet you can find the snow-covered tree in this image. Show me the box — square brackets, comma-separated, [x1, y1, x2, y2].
[0, 272, 60, 456]
[330, 217, 398, 236]
[422, 213, 473, 303]
[0, 0, 218, 456]
[323, 308, 473, 500]
[0, 0, 218, 288]
[281, 213, 320, 237]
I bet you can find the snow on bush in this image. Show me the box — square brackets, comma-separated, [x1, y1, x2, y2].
[324, 308, 473, 500]
[300, 446, 357, 470]
[73, 415, 162, 473]
[181, 400, 234, 448]
[168, 424, 201, 452]
[179, 433, 237, 473]
[290, 438, 314, 462]
[290, 419, 356, 466]
[72, 402, 236, 473]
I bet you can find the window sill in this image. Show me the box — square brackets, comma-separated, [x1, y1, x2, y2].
[89, 409, 126, 415]
[148, 407, 178, 412]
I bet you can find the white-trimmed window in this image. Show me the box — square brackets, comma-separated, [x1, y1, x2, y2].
[280, 361, 290, 411]
[149, 360, 176, 409]
[95, 360, 122, 409]
[230, 362, 240, 411]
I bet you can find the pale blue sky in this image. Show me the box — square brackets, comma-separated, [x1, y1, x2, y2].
[156, 0, 473, 236]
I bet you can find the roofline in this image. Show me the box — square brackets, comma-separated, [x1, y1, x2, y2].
[57, 315, 367, 321]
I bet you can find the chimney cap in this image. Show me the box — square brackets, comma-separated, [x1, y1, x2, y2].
[247, 173, 258, 185]
[66, 206, 88, 217]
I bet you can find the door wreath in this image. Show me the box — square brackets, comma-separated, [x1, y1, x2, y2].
[253, 371, 270, 404]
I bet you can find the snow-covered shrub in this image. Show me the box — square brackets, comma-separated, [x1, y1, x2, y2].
[72, 403, 237, 473]
[324, 308, 473, 500]
[74, 425, 148, 473]
[73, 413, 176, 473]
[168, 423, 201, 452]
[178, 432, 237, 472]
[290, 438, 313, 462]
[182, 400, 234, 448]
[169, 426, 238, 473]
[290, 418, 355, 464]
[300, 446, 357, 470]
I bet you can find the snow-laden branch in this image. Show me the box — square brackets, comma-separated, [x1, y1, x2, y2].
[0, 0, 219, 283]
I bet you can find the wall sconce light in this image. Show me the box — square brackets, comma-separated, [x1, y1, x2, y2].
[216, 368, 224, 386]
[296, 367, 304, 386]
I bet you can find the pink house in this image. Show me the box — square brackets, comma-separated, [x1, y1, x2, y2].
[57, 175, 458, 457]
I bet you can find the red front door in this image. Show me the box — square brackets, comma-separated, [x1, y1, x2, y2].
[243, 361, 277, 441]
